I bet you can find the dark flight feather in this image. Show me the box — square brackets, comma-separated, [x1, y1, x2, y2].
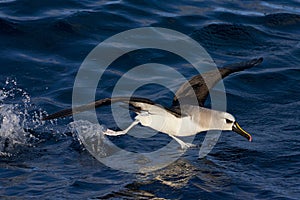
[172, 57, 263, 107]
[42, 96, 180, 120]
[42, 57, 263, 121]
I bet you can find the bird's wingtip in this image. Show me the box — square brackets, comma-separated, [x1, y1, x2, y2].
[223, 56, 264, 71]
[253, 57, 263, 66]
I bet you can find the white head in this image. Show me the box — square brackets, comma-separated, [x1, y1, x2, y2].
[208, 110, 252, 142]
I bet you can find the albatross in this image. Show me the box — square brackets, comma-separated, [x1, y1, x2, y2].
[43, 57, 263, 149]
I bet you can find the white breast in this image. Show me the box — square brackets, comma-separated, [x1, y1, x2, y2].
[134, 103, 204, 137]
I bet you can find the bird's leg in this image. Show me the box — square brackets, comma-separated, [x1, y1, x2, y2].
[168, 134, 196, 149]
[103, 120, 140, 136]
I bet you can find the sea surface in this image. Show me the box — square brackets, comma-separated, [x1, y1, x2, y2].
[0, 0, 300, 199]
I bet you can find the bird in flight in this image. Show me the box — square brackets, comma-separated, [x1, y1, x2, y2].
[43, 57, 263, 149]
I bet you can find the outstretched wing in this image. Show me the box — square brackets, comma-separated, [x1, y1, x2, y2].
[172, 57, 263, 107]
[43, 57, 263, 120]
[42, 96, 181, 120]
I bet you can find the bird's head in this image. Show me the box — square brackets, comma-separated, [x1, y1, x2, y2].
[222, 112, 252, 142]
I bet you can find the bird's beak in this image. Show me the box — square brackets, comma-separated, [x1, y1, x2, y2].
[232, 122, 252, 142]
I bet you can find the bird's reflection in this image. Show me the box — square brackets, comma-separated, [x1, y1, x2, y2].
[99, 157, 231, 199]
[142, 157, 230, 190]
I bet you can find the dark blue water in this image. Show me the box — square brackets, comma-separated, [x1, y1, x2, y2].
[0, 0, 300, 199]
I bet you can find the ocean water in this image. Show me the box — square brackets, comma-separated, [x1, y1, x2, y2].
[0, 0, 300, 199]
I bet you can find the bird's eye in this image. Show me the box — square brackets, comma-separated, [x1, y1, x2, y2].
[226, 119, 233, 124]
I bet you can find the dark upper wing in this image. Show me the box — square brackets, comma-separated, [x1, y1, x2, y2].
[43, 57, 263, 120]
[172, 57, 263, 107]
[42, 96, 181, 120]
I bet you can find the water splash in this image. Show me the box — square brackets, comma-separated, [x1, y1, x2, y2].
[0, 78, 45, 156]
[68, 120, 112, 156]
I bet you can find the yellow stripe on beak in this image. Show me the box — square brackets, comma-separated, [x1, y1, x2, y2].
[232, 122, 252, 142]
